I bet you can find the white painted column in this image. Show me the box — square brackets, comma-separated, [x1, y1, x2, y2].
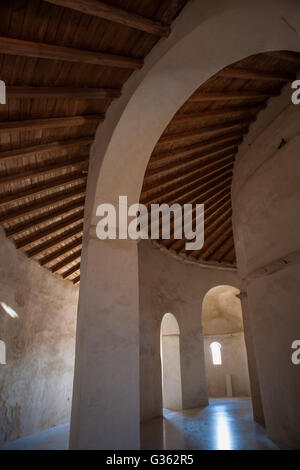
[70, 236, 140, 449]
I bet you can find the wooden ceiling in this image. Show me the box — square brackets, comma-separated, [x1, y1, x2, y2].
[140, 50, 300, 266]
[0, 0, 187, 284]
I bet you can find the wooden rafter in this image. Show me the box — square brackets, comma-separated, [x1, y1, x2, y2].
[0, 36, 143, 69]
[174, 104, 264, 123]
[15, 211, 84, 249]
[0, 184, 86, 223]
[0, 156, 88, 186]
[0, 115, 104, 135]
[189, 90, 278, 101]
[62, 262, 81, 279]
[0, 173, 87, 208]
[39, 238, 83, 266]
[0, 137, 93, 163]
[26, 223, 84, 258]
[51, 249, 82, 273]
[44, 0, 170, 37]
[6, 198, 85, 237]
[7, 86, 121, 100]
[219, 67, 293, 81]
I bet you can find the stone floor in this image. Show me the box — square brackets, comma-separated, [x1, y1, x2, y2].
[1, 398, 278, 450]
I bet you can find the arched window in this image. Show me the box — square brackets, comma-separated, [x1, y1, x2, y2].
[210, 341, 222, 365]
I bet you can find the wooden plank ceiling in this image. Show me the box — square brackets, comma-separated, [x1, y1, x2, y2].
[140, 50, 300, 266]
[0, 0, 187, 285]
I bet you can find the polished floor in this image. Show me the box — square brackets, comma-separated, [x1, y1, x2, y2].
[142, 398, 278, 450]
[1, 398, 278, 450]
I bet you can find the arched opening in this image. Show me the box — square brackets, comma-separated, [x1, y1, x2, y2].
[202, 285, 250, 399]
[210, 342, 222, 365]
[160, 313, 182, 411]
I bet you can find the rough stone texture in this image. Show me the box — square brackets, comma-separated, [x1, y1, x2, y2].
[232, 91, 300, 449]
[139, 240, 240, 422]
[0, 227, 78, 447]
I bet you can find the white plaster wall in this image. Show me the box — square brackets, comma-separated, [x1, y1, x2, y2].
[232, 91, 300, 448]
[204, 333, 250, 397]
[139, 240, 240, 422]
[0, 228, 78, 447]
[202, 286, 250, 397]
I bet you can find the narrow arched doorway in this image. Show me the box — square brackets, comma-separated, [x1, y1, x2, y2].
[160, 313, 182, 411]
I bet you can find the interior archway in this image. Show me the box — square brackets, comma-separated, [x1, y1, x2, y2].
[71, 0, 300, 450]
[160, 313, 182, 411]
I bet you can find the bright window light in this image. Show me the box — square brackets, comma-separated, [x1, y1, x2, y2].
[0, 80, 6, 104]
[0, 302, 19, 319]
[0, 340, 6, 365]
[210, 341, 222, 365]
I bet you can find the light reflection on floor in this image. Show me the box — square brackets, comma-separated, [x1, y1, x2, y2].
[141, 398, 279, 450]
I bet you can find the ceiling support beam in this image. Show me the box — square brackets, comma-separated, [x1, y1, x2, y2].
[149, 133, 242, 167]
[174, 105, 264, 124]
[51, 249, 82, 273]
[0, 114, 104, 134]
[189, 90, 277, 101]
[44, 0, 170, 37]
[62, 262, 81, 279]
[158, 120, 252, 145]
[219, 67, 293, 81]
[0, 36, 143, 69]
[0, 184, 86, 223]
[39, 237, 82, 265]
[15, 211, 84, 249]
[73, 276, 80, 285]
[0, 173, 86, 208]
[0, 155, 88, 186]
[6, 198, 85, 237]
[25, 223, 83, 257]
[264, 51, 300, 65]
[0, 137, 93, 163]
[7, 86, 121, 100]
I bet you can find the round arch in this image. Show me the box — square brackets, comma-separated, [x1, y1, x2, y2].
[71, 0, 300, 450]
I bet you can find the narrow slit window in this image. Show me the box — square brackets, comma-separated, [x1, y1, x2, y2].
[210, 341, 222, 365]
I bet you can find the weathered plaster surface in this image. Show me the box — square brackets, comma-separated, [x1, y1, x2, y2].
[202, 286, 250, 397]
[232, 95, 300, 449]
[0, 228, 78, 447]
[139, 241, 240, 422]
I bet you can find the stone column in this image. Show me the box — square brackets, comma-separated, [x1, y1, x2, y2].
[69, 236, 140, 449]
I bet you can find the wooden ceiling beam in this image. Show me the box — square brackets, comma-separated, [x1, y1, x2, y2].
[0, 114, 104, 134]
[141, 166, 233, 206]
[143, 152, 235, 196]
[158, 119, 252, 145]
[73, 276, 80, 285]
[15, 211, 84, 249]
[142, 155, 234, 198]
[221, 246, 236, 263]
[149, 133, 242, 166]
[264, 51, 300, 65]
[219, 67, 293, 82]
[196, 219, 233, 259]
[0, 184, 86, 223]
[147, 137, 240, 175]
[62, 262, 81, 279]
[174, 104, 264, 124]
[0, 36, 143, 70]
[7, 86, 121, 100]
[51, 249, 82, 273]
[207, 234, 234, 262]
[6, 198, 85, 237]
[44, 0, 170, 37]
[178, 203, 232, 255]
[25, 223, 83, 257]
[189, 90, 278, 101]
[39, 237, 82, 265]
[168, 192, 231, 251]
[0, 137, 93, 163]
[0, 172, 86, 208]
[0, 155, 88, 186]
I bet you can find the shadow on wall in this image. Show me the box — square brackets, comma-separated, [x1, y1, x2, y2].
[202, 285, 251, 398]
[160, 313, 182, 411]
